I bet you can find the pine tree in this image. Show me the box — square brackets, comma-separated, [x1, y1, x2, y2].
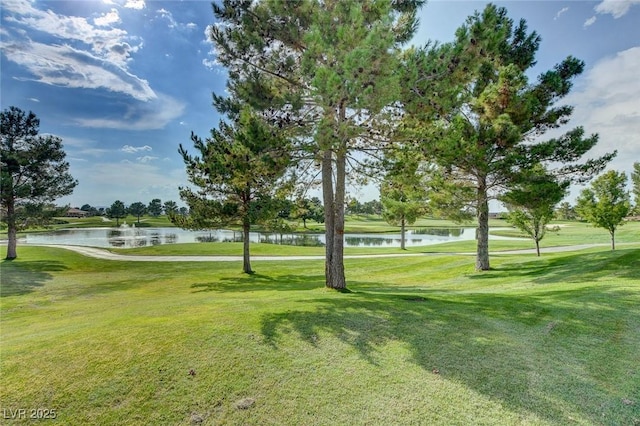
[173, 107, 290, 274]
[209, 0, 423, 288]
[1, 106, 77, 259]
[403, 4, 614, 270]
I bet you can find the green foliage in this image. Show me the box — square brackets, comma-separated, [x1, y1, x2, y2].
[147, 198, 163, 217]
[1, 106, 77, 259]
[576, 170, 631, 250]
[210, 0, 424, 288]
[106, 200, 127, 226]
[163, 200, 178, 215]
[293, 197, 324, 228]
[632, 162, 640, 214]
[556, 202, 577, 221]
[500, 165, 568, 256]
[380, 146, 428, 248]
[174, 106, 291, 273]
[127, 202, 147, 224]
[402, 4, 614, 270]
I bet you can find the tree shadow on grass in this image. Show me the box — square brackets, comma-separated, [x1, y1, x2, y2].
[191, 273, 326, 293]
[0, 259, 67, 297]
[260, 286, 640, 425]
[472, 248, 640, 284]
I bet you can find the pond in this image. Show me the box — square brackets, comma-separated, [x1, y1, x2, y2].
[20, 225, 495, 249]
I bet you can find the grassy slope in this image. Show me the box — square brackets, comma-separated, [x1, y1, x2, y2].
[1, 245, 639, 425]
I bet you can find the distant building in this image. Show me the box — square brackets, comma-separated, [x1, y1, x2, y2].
[66, 208, 89, 218]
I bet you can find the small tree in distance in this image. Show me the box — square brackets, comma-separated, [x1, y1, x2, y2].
[1, 106, 77, 259]
[500, 165, 568, 256]
[107, 200, 127, 226]
[631, 162, 640, 215]
[128, 202, 146, 224]
[148, 198, 162, 217]
[576, 170, 630, 250]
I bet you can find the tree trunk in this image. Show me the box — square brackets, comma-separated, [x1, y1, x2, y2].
[400, 216, 406, 250]
[5, 198, 17, 260]
[610, 230, 616, 250]
[322, 149, 335, 287]
[535, 239, 541, 257]
[242, 216, 253, 274]
[331, 150, 347, 289]
[476, 181, 490, 271]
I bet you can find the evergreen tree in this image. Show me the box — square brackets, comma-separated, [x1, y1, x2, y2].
[148, 199, 163, 217]
[173, 106, 291, 274]
[576, 170, 630, 250]
[631, 162, 640, 215]
[380, 148, 428, 250]
[403, 4, 614, 270]
[500, 164, 568, 256]
[107, 200, 127, 226]
[209, 0, 423, 288]
[1, 106, 77, 259]
[163, 200, 178, 215]
[128, 202, 147, 224]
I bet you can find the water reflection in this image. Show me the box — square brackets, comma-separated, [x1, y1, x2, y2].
[24, 226, 482, 249]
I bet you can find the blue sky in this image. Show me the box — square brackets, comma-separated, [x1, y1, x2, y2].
[1, 0, 639, 208]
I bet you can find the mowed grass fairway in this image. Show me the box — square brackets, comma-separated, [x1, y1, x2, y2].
[2, 241, 640, 424]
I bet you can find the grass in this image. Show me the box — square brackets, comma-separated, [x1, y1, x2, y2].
[1, 244, 639, 425]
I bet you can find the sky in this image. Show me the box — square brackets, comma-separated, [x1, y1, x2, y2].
[1, 0, 639, 209]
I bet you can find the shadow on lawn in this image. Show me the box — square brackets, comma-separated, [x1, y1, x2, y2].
[0, 259, 67, 297]
[479, 248, 640, 284]
[259, 282, 639, 424]
[191, 273, 325, 293]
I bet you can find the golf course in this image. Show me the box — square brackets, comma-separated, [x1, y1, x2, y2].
[1, 219, 638, 425]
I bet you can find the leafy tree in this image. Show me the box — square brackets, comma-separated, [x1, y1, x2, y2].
[163, 200, 178, 215]
[294, 197, 324, 228]
[500, 165, 568, 256]
[576, 170, 630, 250]
[556, 202, 577, 221]
[178, 206, 189, 216]
[632, 162, 640, 215]
[403, 4, 614, 270]
[173, 106, 291, 274]
[128, 201, 147, 224]
[363, 199, 383, 215]
[80, 204, 99, 216]
[148, 198, 163, 217]
[210, 0, 423, 288]
[1, 106, 77, 259]
[380, 148, 428, 250]
[107, 200, 127, 226]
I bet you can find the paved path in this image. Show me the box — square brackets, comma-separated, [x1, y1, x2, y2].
[39, 243, 617, 262]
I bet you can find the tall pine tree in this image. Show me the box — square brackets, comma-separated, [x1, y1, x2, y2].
[173, 106, 290, 274]
[209, 0, 423, 288]
[403, 4, 614, 270]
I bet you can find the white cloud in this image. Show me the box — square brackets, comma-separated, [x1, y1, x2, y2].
[124, 0, 145, 10]
[94, 8, 121, 27]
[1, 40, 156, 101]
[75, 94, 185, 130]
[554, 7, 569, 20]
[594, 0, 640, 18]
[28, 97, 40, 102]
[122, 145, 152, 153]
[583, 16, 597, 27]
[1, 0, 148, 97]
[565, 46, 640, 185]
[137, 155, 158, 163]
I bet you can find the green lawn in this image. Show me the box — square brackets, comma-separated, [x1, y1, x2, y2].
[1, 244, 639, 425]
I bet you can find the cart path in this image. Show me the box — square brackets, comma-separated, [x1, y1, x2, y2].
[36, 243, 618, 262]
